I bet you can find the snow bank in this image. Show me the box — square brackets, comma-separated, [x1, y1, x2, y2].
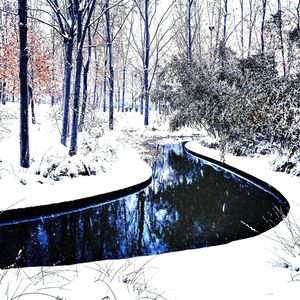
[0, 103, 152, 212]
[0, 148, 152, 211]
[185, 141, 299, 215]
[82, 140, 299, 300]
[1, 140, 299, 300]
[1, 104, 299, 299]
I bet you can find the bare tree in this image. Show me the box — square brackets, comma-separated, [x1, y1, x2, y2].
[18, 0, 30, 168]
[276, 0, 286, 76]
[261, 0, 267, 58]
[105, 0, 114, 130]
[69, 0, 96, 156]
[46, 0, 76, 146]
[131, 0, 176, 125]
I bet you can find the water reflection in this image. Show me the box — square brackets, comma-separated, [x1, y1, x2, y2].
[0, 143, 288, 268]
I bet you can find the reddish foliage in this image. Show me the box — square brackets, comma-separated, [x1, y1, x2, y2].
[0, 14, 57, 100]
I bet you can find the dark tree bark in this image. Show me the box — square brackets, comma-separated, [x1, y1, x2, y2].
[140, 76, 144, 115]
[248, 0, 253, 56]
[92, 47, 99, 109]
[213, 3, 222, 64]
[1, 82, 6, 105]
[105, 0, 114, 130]
[247, 0, 258, 57]
[69, 0, 96, 156]
[103, 46, 108, 112]
[297, 0, 300, 34]
[187, 0, 194, 63]
[18, 0, 30, 168]
[29, 85, 36, 124]
[223, 0, 228, 42]
[79, 23, 92, 132]
[69, 1, 84, 156]
[133, 0, 175, 123]
[220, 0, 228, 65]
[277, 0, 286, 76]
[240, 0, 244, 57]
[51, 26, 56, 106]
[261, 0, 267, 58]
[61, 38, 74, 145]
[50, 0, 76, 146]
[121, 67, 126, 112]
[144, 0, 150, 126]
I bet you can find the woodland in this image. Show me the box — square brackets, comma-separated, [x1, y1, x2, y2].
[0, 0, 299, 174]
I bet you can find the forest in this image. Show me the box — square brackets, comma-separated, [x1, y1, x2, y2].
[0, 0, 299, 173]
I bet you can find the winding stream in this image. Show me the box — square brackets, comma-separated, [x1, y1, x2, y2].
[0, 143, 289, 268]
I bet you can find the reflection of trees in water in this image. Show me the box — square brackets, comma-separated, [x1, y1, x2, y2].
[0, 144, 287, 268]
[148, 145, 284, 251]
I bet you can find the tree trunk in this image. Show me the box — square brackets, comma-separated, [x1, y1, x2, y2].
[79, 24, 92, 132]
[248, 0, 253, 56]
[103, 45, 108, 112]
[220, 0, 228, 65]
[140, 77, 144, 115]
[31, 98, 36, 124]
[144, 0, 150, 126]
[69, 3, 83, 156]
[187, 0, 193, 62]
[297, 0, 300, 35]
[261, 0, 267, 58]
[131, 72, 134, 111]
[240, 0, 244, 58]
[29, 85, 36, 124]
[69, 0, 96, 155]
[223, 0, 228, 43]
[93, 47, 99, 109]
[56, 0, 76, 147]
[121, 67, 126, 112]
[18, 0, 30, 168]
[277, 0, 286, 76]
[61, 39, 74, 146]
[105, 0, 114, 130]
[1, 81, 6, 105]
[213, 4, 222, 65]
[51, 26, 56, 106]
[117, 85, 121, 112]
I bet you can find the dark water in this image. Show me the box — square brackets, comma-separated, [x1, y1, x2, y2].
[0, 143, 289, 268]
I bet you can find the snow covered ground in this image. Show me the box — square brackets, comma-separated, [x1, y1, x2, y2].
[0, 103, 154, 211]
[0, 103, 300, 299]
[0, 149, 151, 211]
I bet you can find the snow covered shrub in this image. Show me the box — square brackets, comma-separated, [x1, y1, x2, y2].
[161, 57, 257, 154]
[162, 54, 300, 160]
[78, 131, 118, 173]
[78, 105, 105, 137]
[35, 145, 92, 181]
[249, 76, 300, 154]
[34, 134, 118, 182]
[251, 73, 300, 174]
[273, 152, 300, 177]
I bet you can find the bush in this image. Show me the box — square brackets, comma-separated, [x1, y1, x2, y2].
[160, 55, 300, 160]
